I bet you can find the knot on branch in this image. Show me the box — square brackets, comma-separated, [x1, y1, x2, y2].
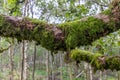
[46, 26, 64, 41]
[98, 56, 106, 65]
[21, 20, 35, 30]
[94, 14, 110, 23]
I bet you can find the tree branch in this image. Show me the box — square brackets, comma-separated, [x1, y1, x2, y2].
[71, 49, 120, 71]
[0, 9, 120, 51]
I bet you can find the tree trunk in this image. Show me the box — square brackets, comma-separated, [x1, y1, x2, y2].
[89, 65, 93, 80]
[9, 45, 14, 80]
[23, 41, 28, 80]
[84, 63, 88, 80]
[46, 51, 49, 80]
[50, 52, 54, 80]
[60, 53, 63, 80]
[118, 71, 120, 80]
[104, 70, 107, 80]
[21, 41, 28, 80]
[32, 44, 36, 80]
[99, 71, 102, 80]
[68, 64, 73, 80]
[21, 41, 25, 80]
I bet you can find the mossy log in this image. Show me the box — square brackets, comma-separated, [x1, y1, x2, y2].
[71, 49, 120, 71]
[0, 1, 120, 51]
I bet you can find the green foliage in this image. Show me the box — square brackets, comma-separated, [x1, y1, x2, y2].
[4, 0, 22, 16]
[36, 0, 89, 22]
[92, 30, 120, 55]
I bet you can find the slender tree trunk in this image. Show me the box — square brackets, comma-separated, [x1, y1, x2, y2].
[9, 46, 14, 80]
[32, 45, 36, 80]
[23, 41, 28, 80]
[21, 41, 28, 80]
[84, 63, 88, 80]
[118, 71, 120, 80]
[60, 53, 63, 80]
[89, 65, 93, 80]
[51, 52, 54, 80]
[118, 48, 120, 80]
[46, 51, 49, 80]
[21, 41, 25, 80]
[104, 70, 108, 80]
[68, 64, 73, 80]
[99, 71, 102, 80]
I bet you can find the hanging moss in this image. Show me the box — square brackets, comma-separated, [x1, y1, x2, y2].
[71, 49, 120, 71]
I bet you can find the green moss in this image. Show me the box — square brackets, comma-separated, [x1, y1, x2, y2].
[105, 57, 120, 71]
[71, 49, 120, 71]
[71, 49, 102, 63]
[23, 17, 47, 25]
[59, 16, 116, 50]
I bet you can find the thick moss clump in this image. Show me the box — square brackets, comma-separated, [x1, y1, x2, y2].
[0, 15, 66, 51]
[71, 49, 120, 71]
[59, 16, 116, 49]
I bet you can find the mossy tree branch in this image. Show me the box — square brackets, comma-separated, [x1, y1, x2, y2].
[0, 13, 119, 52]
[71, 49, 120, 71]
[0, 1, 120, 51]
